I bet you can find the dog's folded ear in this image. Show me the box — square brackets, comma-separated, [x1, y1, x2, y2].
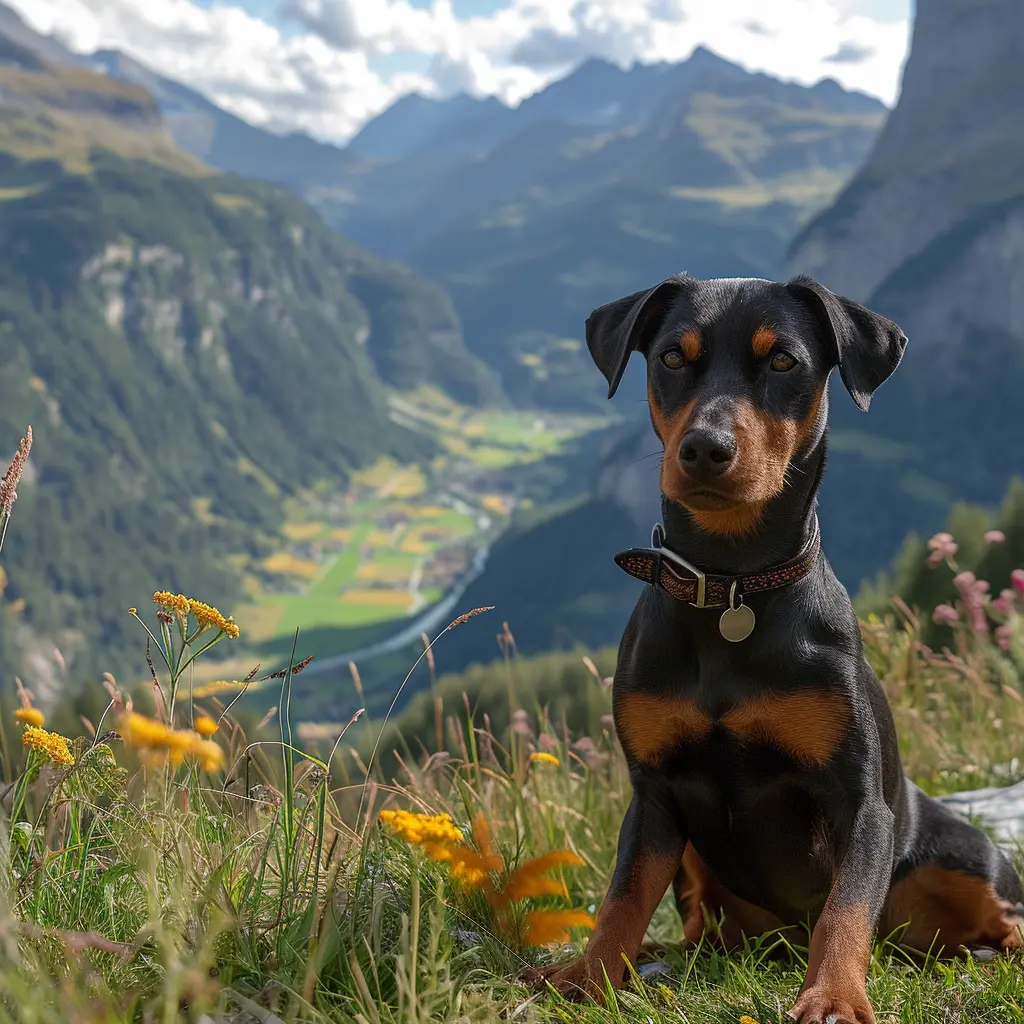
[787, 275, 908, 412]
[586, 276, 690, 398]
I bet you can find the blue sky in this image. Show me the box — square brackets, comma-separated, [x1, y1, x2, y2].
[15, 0, 914, 142]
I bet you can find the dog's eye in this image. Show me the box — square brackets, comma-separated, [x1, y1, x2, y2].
[661, 350, 686, 370]
[770, 351, 797, 373]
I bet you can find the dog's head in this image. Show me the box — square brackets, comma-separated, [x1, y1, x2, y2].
[586, 275, 907, 536]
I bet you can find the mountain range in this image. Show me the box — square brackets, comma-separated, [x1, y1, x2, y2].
[84, 33, 886, 411]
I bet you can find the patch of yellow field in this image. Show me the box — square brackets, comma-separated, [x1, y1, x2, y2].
[366, 528, 398, 547]
[352, 457, 426, 498]
[351, 456, 397, 489]
[328, 527, 352, 543]
[262, 553, 320, 579]
[441, 435, 471, 458]
[212, 192, 265, 214]
[282, 521, 326, 542]
[356, 561, 411, 584]
[191, 497, 216, 525]
[233, 601, 286, 641]
[407, 505, 449, 519]
[482, 494, 513, 516]
[381, 468, 426, 499]
[400, 537, 431, 555]
[296, 722, 351, 742]
[339, 589, 411, 609]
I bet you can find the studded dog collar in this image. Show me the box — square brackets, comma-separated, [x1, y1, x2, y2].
[614, 519, 821, 641]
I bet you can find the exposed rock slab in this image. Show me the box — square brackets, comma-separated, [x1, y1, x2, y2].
[940, 781, 1024, 846]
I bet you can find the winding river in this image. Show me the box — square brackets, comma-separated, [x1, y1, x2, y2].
[300, 543, 492, 677]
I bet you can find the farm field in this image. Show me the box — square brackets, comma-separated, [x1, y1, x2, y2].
[214, 389, 611, 686]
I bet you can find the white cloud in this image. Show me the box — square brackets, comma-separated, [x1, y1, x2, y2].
[8, 0, 910, 144]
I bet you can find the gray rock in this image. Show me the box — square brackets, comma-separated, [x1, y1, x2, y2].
[939, 780, 1024, 846]
[790, 0, 1024, 302]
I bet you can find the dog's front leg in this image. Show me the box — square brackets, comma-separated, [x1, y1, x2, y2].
[528, 782, 685, 1002]
[789, 795, 894, 1024]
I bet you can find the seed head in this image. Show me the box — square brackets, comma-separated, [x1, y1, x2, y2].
[0, 426, 32, 517]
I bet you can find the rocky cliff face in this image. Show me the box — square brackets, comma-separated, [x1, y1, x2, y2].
[790, 0, 1024, 302]
[789, 0, 1024, 574]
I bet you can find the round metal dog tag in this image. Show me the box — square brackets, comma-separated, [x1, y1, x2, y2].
[720, 582, 755, 642]
[719, 604, 755, 642]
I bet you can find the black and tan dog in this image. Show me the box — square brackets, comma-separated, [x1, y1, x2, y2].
[529, 275, 1024, 1023]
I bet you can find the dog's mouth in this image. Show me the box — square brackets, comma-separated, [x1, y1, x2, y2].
[677, 487, 742, 512]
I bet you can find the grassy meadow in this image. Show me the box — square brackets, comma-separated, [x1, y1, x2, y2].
[2, 428, 1024, 1022]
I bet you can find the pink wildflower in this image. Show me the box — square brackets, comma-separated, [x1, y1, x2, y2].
[1011, 570, 1024, 597]
[995, 625, 1012, 652]
[984, 530, 1006, 543]
[512, 709, 533, 738]
[993, 589, 1016, 615]
[932, 604, 960, 627]
[953, 572, 990, 633]
[926, 532, 958, 568]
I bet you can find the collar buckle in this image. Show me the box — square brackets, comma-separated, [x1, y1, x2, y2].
[651, 522, 708, 608]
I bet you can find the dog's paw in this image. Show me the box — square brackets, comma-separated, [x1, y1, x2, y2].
[521, 954, 623, 1004]
[788, 984, 876, 1024]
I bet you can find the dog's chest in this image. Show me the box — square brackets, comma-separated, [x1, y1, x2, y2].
[614, 687, 849, 770]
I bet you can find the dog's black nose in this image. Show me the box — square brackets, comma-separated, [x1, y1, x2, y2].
[679, 428, 736, 479]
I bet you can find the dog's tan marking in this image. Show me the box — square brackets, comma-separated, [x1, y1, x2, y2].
[752, 325, 777, 358]
[681, 329, 702, 362]
[676, 843, 790, 948]
[722, 690, 848, 767]
[791, 902, 875, 1024]
[616, 692, 712, 764]
[687, 389, 825, 537]
[880, 864, 1024, 952]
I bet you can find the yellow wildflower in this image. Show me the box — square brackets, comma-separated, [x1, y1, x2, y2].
[163, 729, 195, 767]
[119, 712, 174, 748]
[382, 808, 591, 945]
[194, 715, 219, 737]
[22, 726, 74, 767]
[499, 851, 584, 906]
[739, 1017, 761, 1024]
[186, 598, 240, 639]
[151, 593, 240, 639]
[14, 707, 44, 728]
[523, 909, 595, 946]
[191, 738, 225, 772]
[502, 875, 568, 903]
[530, 752, 560, 767]
[447, 846, 493, 887]
[117, 712, 225, 771]
[379, 809, 465, 846]
[152, 591, 191, 616]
